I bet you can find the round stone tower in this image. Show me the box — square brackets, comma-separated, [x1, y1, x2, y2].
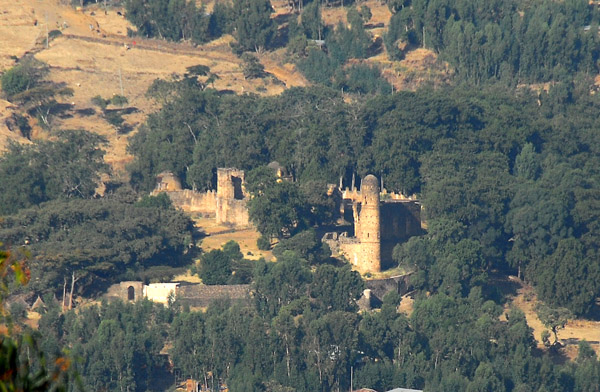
[357, 174, 381, 273]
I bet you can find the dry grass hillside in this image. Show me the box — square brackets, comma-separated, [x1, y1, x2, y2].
[0, 0, 447, 158]
[0, 0, 305, 159]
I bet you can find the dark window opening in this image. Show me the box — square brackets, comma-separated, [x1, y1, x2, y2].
[127, 286, 135, 301]
[232, 176, 244, 199]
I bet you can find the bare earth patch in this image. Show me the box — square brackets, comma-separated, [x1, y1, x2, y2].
[194, 217, 274, 262]
[504, 275, 600, 359]
[0, 0, 301, 169]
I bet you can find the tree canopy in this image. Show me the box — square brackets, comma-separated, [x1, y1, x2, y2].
[0, 130, 109, 216]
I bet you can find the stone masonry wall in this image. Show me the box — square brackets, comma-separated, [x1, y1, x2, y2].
[216, 198, 249, 226]
[176, 284, 251, 308]
[163, 190, 218, 215]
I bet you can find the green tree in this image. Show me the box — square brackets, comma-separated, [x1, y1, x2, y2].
[0, 198, 194, 295]
[466, 362, 506, 392]
[199, 250, 232, 285]
[247, 181, 309, 239]
[170, 311, 207, 380]
[515, 143, 541, 180]
[253, 252, 312, 317]
[273, 229, 331, 264]
[303, 311, 359, 391]
[535, 303, 572, 345]
[310, 264, 363, 312]
[1, 65, 32, 97]
[233, 0, 277, 52]
[536, 238, 600, 316]
[300, 1, 324, 40]
[37, 300, 167, 391]
[241, 53, 266, 79]
[134, 192, 173, 209]
[0, 131, 108, 215]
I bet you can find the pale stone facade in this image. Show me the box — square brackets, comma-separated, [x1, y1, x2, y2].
[143, 283, 180, 304]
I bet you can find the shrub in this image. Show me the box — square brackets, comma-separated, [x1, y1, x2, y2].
[257, 235, 271, 250]
[48, 30, 62, 39]
[104, 111, 125, 127]
[110, 95, 129, 107]
[198, 249, 232, 285]
[1, 66, 31, 97]
[91, 95, 109, 110]
[241, 53, 266, 79]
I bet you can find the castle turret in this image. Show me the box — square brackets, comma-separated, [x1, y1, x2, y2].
[217, 168, 246, 200]
[356, 174, 381, 273]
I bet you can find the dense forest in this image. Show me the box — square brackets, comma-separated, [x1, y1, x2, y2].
[21, 253, 600, 392]
[2, 0, 600, 390]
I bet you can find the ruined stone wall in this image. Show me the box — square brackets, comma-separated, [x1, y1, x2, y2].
[216, 198, 250, 226]
[380, 201, 422, 241]
[161, 189, 218, 215]
[217, 168, 246, 200]
[339, 241, 363, 271]
[364, 274, 413, 302]
[177, 284, 251, 308]
[152, 170, 250, 227]
[155, 172, 182, 192]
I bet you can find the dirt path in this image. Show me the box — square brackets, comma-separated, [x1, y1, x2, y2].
[262, 52, 308, 88]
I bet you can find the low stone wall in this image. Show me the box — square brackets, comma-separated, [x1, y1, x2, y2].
[104, 282, 252, 308]
[177, 284, 251, 308]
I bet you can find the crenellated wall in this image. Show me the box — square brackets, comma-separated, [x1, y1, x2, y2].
[160, 189, 218, 215]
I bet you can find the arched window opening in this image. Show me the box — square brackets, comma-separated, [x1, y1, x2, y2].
[127, 286, 135, 301]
